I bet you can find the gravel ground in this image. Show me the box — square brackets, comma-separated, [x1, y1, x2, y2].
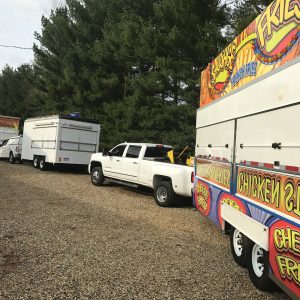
[0, 161, 290, 299]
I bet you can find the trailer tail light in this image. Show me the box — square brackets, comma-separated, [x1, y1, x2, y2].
[191, 171, 194, 183]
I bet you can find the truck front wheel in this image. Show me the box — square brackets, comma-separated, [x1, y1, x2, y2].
[154, 181, 174, 207]
[91, 166, 104, 186]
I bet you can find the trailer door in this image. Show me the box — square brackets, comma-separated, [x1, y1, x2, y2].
[235, 104, 300, 169]
[195, 120, 235, 192]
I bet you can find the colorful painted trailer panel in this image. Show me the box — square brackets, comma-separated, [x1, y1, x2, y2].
[0, 115, 20, 130]
[0, 115, 20, 141]
[194, 164, 300, 298]
[195, 1, 300, 297]
[200, 0, 300, 108]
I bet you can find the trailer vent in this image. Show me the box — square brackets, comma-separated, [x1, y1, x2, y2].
[68, 123, 92, 130]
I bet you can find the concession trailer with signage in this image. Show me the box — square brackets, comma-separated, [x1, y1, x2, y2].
[0, 115, 20, 142]
[194, 0, 300, 298]
[21, 114, 100, 170]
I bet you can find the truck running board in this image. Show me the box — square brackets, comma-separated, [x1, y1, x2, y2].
[106, 178, 139, 189]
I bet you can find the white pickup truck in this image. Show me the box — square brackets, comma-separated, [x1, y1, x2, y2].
[88, 143, 194, 206]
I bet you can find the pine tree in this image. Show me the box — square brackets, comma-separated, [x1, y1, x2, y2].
[32, 0, 229, 150]
[227, 0, 273, 37]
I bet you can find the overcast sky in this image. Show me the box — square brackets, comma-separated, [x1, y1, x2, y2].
[0, 0, 60, 70]
[0, 0, 231, 71]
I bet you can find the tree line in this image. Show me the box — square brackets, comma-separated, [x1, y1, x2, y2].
[0, 0, 272, 150]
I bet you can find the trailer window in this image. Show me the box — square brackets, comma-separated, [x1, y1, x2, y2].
[126, 146, 142, 158]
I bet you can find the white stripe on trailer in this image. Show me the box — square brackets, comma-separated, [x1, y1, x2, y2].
[239, 160, 300, 173]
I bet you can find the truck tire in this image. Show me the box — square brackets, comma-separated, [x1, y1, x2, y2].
[246, 239, 278, 291]
[230, 227, 247, 267]
[91, 166, 105, 186]
[154, 181, 174, 207]
[33, 157, 39, 168]
[9, 152, 15, 164]
[39, 157, 47, 171]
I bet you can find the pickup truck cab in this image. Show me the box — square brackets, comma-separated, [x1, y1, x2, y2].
[89, 143, 194, 206]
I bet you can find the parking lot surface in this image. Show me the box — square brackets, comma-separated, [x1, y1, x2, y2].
[0, 161, 289, 299]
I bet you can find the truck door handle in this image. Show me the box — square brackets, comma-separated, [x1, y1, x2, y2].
[133, 162, 138, 165]
[116, 159, 120, 162]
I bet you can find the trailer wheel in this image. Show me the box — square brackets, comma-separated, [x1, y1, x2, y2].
[33, 157, 39, 168]
[39, 158, 47, 171]
[230, 227, 247, 267]
[154, 181, 174, 207]
[246, 240, 278, 291]
[91, 166, 104, 186]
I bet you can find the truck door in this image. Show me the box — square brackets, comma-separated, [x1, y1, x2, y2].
[103, 144, 127, 179]
[0, 139, 9, 158]
[122, 145, 142, 182]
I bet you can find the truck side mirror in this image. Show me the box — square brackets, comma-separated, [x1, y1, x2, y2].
[102, 148, 108, 156]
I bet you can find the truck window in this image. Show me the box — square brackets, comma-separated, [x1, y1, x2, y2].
[7, 138, 17, 145]
[110, 145, 126, 157]
[0, 140, 8, 147]
[144, 146, 172, 158]
[126, 146, 142, 158]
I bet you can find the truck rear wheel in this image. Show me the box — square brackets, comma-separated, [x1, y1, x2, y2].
[91, 166, 105, 186]
[246, 240, 278, 291]
[9, 152, 15, 164]
[230, 227, 247, 267]
[154, 181, 174, 207]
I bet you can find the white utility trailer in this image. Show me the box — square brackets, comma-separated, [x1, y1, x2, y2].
[21, 115, 100, 170]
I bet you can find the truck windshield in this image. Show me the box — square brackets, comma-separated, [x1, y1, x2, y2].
[144, 146, 172, 158]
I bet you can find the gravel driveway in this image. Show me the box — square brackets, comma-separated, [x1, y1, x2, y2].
[0, 161, 289, 299]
